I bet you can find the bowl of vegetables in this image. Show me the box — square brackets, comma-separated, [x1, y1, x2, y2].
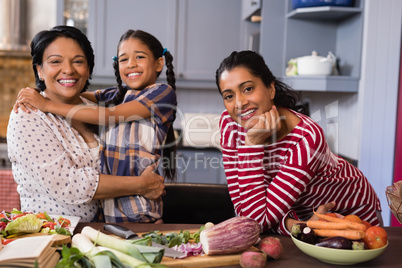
[290, 212, 388, 265]
[291, 235, 388, 265]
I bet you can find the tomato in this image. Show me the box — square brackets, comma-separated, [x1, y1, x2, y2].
[2, 238, 15, 245]
[11, 212, 27, 220]
[42, 222, 56, 229]
[58, 218, 71, 227]
[363, 226, 388, 249]
[0, 221, 7, 230]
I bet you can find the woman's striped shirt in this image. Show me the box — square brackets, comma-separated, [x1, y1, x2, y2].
[219, 109, 381, 235]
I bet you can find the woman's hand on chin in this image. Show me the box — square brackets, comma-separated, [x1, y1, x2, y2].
[245, 105, 282, 145]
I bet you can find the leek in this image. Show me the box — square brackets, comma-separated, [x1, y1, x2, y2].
[72, 233, 112, 268]
[97, 246, 147, 267]
[81, 226, 164, 263]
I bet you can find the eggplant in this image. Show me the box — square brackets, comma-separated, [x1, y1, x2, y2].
[315, 236, 352, 249]
[200, 216, 260, 255]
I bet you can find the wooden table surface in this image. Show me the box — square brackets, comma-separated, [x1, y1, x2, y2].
[75, 222, 402, 268]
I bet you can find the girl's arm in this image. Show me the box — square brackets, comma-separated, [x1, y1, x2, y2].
[81, 91, 98, 103]
[94, 162, 165, 200]
[17, 87, 151, 125]
[8, 110, 165, 203]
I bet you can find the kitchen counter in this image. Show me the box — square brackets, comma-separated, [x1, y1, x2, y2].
[75, 223, 402, 267]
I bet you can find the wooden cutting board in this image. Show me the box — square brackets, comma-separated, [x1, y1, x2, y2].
[161, 247, 259, 268]
[137, 229, 258, 268]
[6, 233, 71, 246]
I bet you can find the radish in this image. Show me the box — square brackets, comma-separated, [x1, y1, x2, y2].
[258, 237, 283, 260]
[239, 251, 267, 268]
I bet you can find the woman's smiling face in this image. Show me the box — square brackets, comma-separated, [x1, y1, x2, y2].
[219, 67, 275, 129]
[36, 37, 90, 104]
[117, 37, 164, 90]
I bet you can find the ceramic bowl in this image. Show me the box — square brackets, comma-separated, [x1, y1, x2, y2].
[291, 235, 388, 265]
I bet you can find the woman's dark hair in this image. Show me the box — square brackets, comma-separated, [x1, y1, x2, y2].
[108, 29, 177, 181]
[216, 50, 306, 114]
[30, 25, 95, 92]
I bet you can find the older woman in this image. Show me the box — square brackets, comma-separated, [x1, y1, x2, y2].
[7, 26, 165, 222]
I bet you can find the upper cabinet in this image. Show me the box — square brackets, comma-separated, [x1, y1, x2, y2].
[87, 0, 242, 89]
[242, 0, 261, 20]
[258, 0, 364, 92]
[87, 0, 177, 85]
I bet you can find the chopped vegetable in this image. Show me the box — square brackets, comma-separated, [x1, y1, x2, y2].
[141, 225, 206, 246]
[0, 210, 73, 237]
[171, 242, 203, 258]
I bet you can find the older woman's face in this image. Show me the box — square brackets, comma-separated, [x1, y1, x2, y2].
[219, 67, 275, 129]
[36, 37, 90, 104]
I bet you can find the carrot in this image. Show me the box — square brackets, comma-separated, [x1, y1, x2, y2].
[306, 220, 349, 230]
[313, 211, 367, 231]
[313, 229, 365, 240]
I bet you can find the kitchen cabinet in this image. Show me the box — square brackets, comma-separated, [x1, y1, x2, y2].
[87, 0, 177, 83]
[242, 0, 261, 20]
[174, 148, 226, 184]
[258, 0, 364, 92]
[87, 0, 242, 89]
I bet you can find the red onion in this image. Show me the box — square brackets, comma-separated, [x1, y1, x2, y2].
[172, 242, 204, 258]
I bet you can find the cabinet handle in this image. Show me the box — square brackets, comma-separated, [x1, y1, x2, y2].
[251, 1, 258, 6]
[251, 15, 261, 22]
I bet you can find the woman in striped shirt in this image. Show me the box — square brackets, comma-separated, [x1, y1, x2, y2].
[216, 51, 382, 235]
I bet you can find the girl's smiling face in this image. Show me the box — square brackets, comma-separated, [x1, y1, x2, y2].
[36, 37, 90, 104]
[117, 38, 164, 90]
[219, 67, 275, 129]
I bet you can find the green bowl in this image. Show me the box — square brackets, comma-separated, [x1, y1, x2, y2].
[291, 235, 388, 265]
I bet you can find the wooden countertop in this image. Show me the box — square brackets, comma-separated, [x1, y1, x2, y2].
[75, 223, 402, 267]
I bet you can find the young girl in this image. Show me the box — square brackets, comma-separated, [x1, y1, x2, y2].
[216, 50, 382, 235]
[17, 29, 177, 223]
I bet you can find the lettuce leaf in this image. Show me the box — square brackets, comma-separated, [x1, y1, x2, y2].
[5, 214, 42, 235]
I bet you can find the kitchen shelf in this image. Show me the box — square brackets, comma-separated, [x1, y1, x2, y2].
[287, 6, 362, 20]
[281, 76, 359, 92]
